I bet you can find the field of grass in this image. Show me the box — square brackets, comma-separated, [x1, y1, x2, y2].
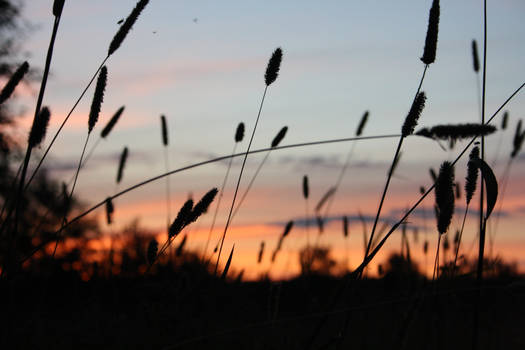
[0, 0, 524, 348]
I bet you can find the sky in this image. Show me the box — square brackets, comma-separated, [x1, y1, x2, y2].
[7, 0, 525, 279]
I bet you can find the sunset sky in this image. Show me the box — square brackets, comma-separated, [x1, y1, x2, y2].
[9, 0, 525, 279]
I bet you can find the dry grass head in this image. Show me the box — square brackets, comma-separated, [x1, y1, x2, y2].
[0, 61, 29, 105]
[435, 161, 455, 234]
[265, 47, 283, 86]
[356, 110, 369, 136]
[28, 106, 51, 148]
[160, 115, 168, 146]
[415, 123, 497, 141]
[188, 188, 218, 224]
[343, 216, 349, 238]
[88, 66, 107, 133]
[402, 92, 426, 137]
[501, 111, 509, 130]
[421, 0, 440, 65]
[302, 175, 309, 200]
[108, 0, 150, 56]
[235, 122, 245, 143]
[465, 146, 480, 205]
[105, 197, 114, 225]
[116, 146, 128, 184]
[101, 106, 125, 138]
[471, 39, 480, 73]
[271, 126, 288, 148]
[257, 241, 265, 263]
[169, 199, 194, 238]
[53, 0, 65, 17]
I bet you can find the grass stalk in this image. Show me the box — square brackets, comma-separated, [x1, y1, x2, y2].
[214, 86, 268, 274]
[203, 143, 237, 260]
[362, 65, 428, 274]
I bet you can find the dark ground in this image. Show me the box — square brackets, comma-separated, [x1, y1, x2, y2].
[1, 263, 524, 350]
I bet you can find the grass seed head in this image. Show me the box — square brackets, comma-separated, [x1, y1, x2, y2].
[356, 110, 369, 136]
[108, 0, 149, 56]
[464, 146, 479, 203]
[116, 146, 128, 184]
[302, 175, 309, 199]
[53, 0, 65, 17]
[28, 106, 51, 148]
[271, 126, 288, 148]
[420, 0, 440, 65]
[88, 66, 107, 133]
[169, 199, 194, 238]
[105, 197, 114, 225]
[501, 111, 509, 130]
[235, 122, 245, 143]
[402, 92, 426, 137]
[257, 241, 265, 263]
[160, 115, 168, 146]
[101, 106, 125, 138]
[471, 39, 480, 73]
[435, 161, 455, 234]
[188, 188, 218, 224]
[0, 61, 29, 105]
[264, 47, 283, 86]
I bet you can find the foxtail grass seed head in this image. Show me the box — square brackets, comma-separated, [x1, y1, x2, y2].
[264, 47, 283, 86]
[420, 186, 426, 195]
[169, 199, 194, 238]
[423, 240, 429, 254]
[0, 61, 29, 105]
[283, 221, 294, 238]
[511, 119, 525, 158]
[420, 0, 440, 65]
[53, 0, 65, 17]
[343, 215, 349, 238]
[316, 216, 324, 233]
[415, 123, 497, 141]
[402, 92, 426, 137]
[188, 188, 218, 224]
[105, 197, 114, 225]
[435, 161, 455, 235]
[471, 40, 480, 73]
[101, 106, 125, 138]
[271, 126, 288, 148]
[160, 115, 168, 146]
[116, 146, 128, 184]
[235, 122, 245, 143]
[257, 241, 265, 263]
[108, 0, 149, 56]
[501, 111, 509, 130]
[302, 175, 309, 199]
[356, 111, 369, 136]
[315, 187, 335, 212]
[465, 146, 479, 205]
[28, 107, 51, 148]
[88, 66, 107, 133]
[147, 238, 158, 265]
